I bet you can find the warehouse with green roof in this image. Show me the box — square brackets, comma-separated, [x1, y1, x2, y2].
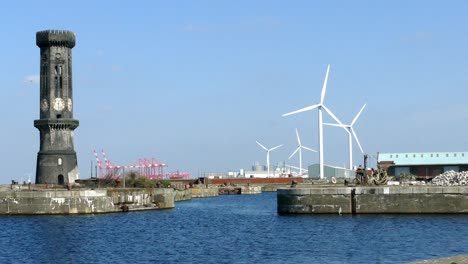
[377, 152, 468, 180]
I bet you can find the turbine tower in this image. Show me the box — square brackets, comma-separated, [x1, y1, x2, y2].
[282, 64, 345, 179]
[324, 103, 366, 170]
[256, 141, 283, 178]
[288, 128, 317, 176]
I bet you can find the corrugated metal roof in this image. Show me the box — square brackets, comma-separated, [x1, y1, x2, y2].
[378, 152, 468, 165]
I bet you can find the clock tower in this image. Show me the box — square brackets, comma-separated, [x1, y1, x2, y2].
[34, 30, 79, 185]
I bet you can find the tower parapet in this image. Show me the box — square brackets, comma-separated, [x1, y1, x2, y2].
[36, 30, 75, 48]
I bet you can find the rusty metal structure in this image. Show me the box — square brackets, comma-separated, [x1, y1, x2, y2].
[353, 154, 388, 185]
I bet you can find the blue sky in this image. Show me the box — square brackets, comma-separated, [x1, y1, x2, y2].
[1, 1, 468, 182]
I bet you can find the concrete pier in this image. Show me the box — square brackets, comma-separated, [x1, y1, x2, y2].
[0, 188, 176, 215]
[278, 186, 468, 214]
[190, 187, 219, 198]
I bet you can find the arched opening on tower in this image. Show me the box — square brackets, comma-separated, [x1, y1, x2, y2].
[58, 174, 64, 185]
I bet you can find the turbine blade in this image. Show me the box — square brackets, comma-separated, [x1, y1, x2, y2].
[269, 144, 283, 151]
[295, 128, 301, 146]
[351, 128, 364, 154]
[320, 64, 331, 104]
[256, 141, 268, 151]
[286, 164, 306, 171]
[323, 123, 346, 127]
[351, 103, 367, 126]
[302, 146, 318, 152]
[282, 104, 320, 117]
[322, 105, 344, 127]
[288, 147, 300, 159]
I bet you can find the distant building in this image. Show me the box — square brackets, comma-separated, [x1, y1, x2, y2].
[307, 164, 354, 179]
[204, 163, 294, 179]
[377, 152, 468, 179]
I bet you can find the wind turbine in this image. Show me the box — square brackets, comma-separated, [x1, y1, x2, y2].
[256, 141, 283, 178]
[324, 103, 366, 170]
[282, 64, 346, 179]
[288, 128, 317, 176]
[284, 164, 308, 176]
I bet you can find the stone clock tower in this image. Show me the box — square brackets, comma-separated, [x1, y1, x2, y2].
[34, 30, 79, 185]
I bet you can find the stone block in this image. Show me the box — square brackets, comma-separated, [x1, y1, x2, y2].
[411, 187, 429, 194]
[287, 188, 313, 195]
[428, 186, 444, 193]
[442, 187, 459, 194]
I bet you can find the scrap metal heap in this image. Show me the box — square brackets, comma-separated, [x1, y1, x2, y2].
[432, 170, 468, 186]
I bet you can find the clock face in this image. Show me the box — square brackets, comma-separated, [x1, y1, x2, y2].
[67, 98, 73, 111]
[40, 99, 48, 112]
[53, 98, 65, 111]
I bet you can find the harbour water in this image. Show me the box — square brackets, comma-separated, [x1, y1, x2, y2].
[1, 192, 467, 263]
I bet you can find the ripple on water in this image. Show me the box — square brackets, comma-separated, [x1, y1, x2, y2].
[1, 193, 467, 263]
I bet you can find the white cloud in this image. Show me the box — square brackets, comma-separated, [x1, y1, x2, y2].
[22, 74, 40, 85]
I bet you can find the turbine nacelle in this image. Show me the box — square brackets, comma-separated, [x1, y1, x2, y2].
[281, 64, 345, 179]
[323, 103, 366, 169]
[288, 128, 317, 174]
[256, 141, 283, 177]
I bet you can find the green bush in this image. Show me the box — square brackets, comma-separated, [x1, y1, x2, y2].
[124, 177, 171, 188]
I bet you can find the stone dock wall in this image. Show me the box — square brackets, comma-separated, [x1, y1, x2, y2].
[278, 186, 468, 214]
[190, 187, 219, 198]
[241, 186, 262, 194]
[0, 188, 176, 215]
[175, 189, 192, 201]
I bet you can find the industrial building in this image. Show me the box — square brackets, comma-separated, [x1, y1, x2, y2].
[204, 162, 295, 179]
[307, 164, 354, 179]
[377, 152, 468, 179]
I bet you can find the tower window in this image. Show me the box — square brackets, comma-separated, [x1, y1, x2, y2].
[56, 114, 62, 119]
[58, 158, 62, 165]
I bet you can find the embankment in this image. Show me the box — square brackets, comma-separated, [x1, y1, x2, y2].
[0, 188, 176, 215]
[278, 186, 468, 214]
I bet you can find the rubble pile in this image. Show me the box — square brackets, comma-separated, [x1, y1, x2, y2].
[432, 170, 468, 186]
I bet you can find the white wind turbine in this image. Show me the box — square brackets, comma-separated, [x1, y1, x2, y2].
[256, 141, 283, 178]
[282, 64, 346, 179]
[324, 104, 366, 170]
[288, 128, 317, 176]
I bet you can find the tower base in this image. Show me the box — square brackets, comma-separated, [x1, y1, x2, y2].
[35, 151, 79, 185]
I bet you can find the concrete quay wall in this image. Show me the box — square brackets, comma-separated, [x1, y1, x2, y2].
[190, 187, 219, 198]
[241, 186, 262, 194]
[262, 184, 292, 192]
[174, 189, 192, 201]
[278, 186, 468, 214]
[0, 188, 175, 215]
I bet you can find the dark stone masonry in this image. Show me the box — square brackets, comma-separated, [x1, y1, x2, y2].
[34, 30, 79, 185]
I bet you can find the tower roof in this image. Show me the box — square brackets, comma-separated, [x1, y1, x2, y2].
[36, 30, 75, 48]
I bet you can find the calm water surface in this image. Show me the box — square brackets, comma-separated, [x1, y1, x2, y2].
[1, 192, 467, 263]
